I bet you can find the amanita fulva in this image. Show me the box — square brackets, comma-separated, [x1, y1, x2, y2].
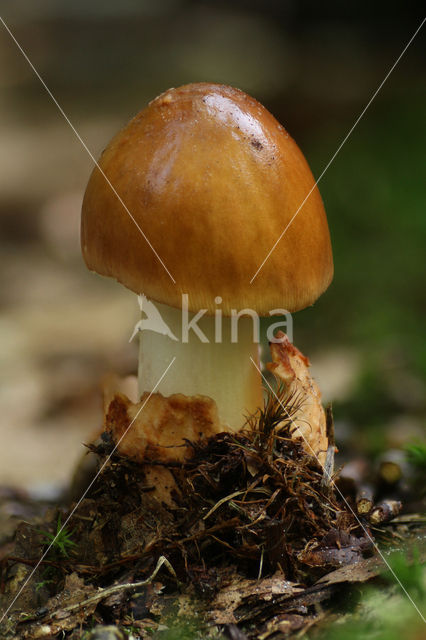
[81, 83, 333, 432]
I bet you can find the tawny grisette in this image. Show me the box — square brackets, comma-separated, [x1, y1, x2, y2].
[81, 83, 333, 432]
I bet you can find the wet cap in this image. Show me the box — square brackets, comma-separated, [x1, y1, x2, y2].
[81, 83, 333, 315]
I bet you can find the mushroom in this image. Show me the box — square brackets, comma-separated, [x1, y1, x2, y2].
[81, 83, 333, 431]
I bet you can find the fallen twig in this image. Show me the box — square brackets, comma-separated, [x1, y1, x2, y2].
[356, 486, 374, 515]
[49, 555, 176, 619]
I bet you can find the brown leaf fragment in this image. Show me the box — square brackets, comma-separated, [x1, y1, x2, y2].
[236, 583, 339, 626]
[208, 572, 302, 624]
[19, 573, 98, 638]
[316, 555, 384, 586]
[47, 572, 97, 620]
[259, 613, 317, 638]
[298, 529, 372, 568]
[317, 535, 426, 588]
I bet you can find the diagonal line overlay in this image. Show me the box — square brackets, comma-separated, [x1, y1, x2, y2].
[250, 356, 426, 623]
[250, 17, 426, 283]
[0, 16, 176, 284]
[0, 357, 176, 623]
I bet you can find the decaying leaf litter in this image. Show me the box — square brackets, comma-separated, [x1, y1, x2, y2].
[1, 354, 423, 640]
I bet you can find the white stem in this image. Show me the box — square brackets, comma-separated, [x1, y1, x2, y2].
[138, 301, 262, 431]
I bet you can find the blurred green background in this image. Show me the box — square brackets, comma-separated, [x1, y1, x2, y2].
[0, 1, 425, 489]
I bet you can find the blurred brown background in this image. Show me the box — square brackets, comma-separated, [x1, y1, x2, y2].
[0, 1, 425, 494]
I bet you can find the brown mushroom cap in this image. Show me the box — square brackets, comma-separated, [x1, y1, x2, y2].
[81, 83, 333, 315]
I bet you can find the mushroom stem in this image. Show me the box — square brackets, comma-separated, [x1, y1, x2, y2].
[138, 301, 262, 431]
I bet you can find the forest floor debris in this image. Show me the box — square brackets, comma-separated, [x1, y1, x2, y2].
[1, 387, 423, 639]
